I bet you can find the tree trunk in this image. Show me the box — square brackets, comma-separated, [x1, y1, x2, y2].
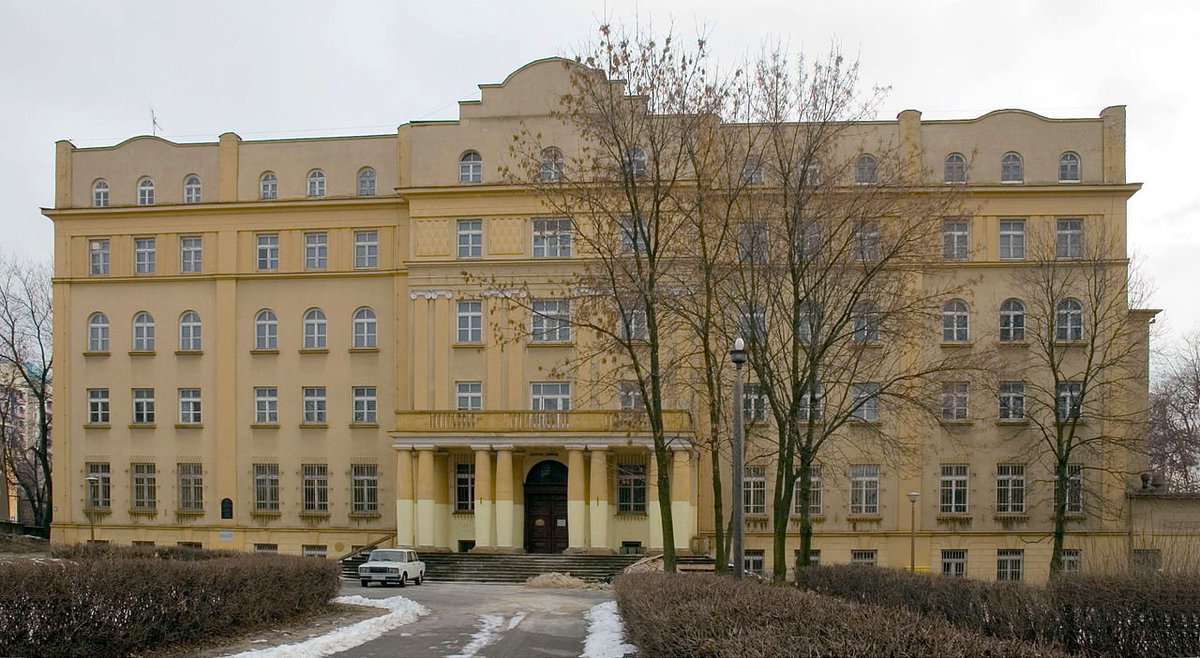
[654, 445, 677, 572]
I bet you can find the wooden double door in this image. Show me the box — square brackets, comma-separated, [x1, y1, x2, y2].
[525, 485, 569, 554]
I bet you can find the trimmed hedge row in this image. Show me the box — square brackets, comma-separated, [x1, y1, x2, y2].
[614, 572, 1064, 657]
[801, 565, 1200, 656]
[0, 549, 340, 657]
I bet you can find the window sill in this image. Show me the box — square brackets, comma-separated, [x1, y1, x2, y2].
[453, 342, 485, 349]
[349, 347, 380, 353]
[528, 341, 574, 347]
[299, 511, 330, 519]
[1000, 180, 1024, 185]
[993, 513, 1028, 521]
[349, 511, 381, 519]
[251, 423, 280, 430]
[175, 509, 205, 517]
[129, 424, 156, 429]
[847, 515, 883, 522]
[996, 419, 1029, 426]
[299, 348, 329, 355]
[250, 349, 279, 355]
[300, 423, 328, 429]
[251, 510, 282, 518]
[175, 350, 203, 356]
[129, 508, 158, 517]
[1065, 512, 1087, 520]
[615, 511, 648, 518]
[1053, 340, 1087, 347]
[83, 351, 110, 358]
[789, 514, 825, 523]
[352, 266, 380, 271]
[83, 507, 112, 516]
[998, 340, 1029, 347]
[83, 423, 110, 430]
[128, 350, 157, 357]
[936, 513, 973, 522]
[941, 419, 973, 426]
[349, 422, 379, 429]
[452, 511, 476, 516]
[175, 423, 203, 430]
[939, 342, 973, 349]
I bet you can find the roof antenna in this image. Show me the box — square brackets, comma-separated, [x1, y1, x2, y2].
[150, 105, 163, 136]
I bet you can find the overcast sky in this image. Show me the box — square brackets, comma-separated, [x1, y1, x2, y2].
[2, 0, 1196, 349]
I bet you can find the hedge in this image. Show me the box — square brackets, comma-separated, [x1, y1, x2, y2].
[0, 549, 340, 657]
[614, 572, 1064, 657]
[802, 565, 1200, 656]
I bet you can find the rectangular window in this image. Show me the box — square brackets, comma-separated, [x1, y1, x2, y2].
[455, 460, 475, 513]
[254, 543, 278, 554]
[999, 220, 1026, 260]
[178, 388, 202, 425]
[999, 382, 1026, 420]
[254, 387, 278, 424]
[254, 464, 279, 511]
[942, 549, 967, 577]
[178, 463, 203, 512]
[257, 234, 279, 271]
[132, 463, 157, 511]
[89, 238, 110, 275]
[304, 232, 328, 270]
[738, 221, 768, 263]
[618, 214, 647, 254]
[997, 549, 1024, 581]
[799, 384, 823, 421]
[352, 464, 379, 514]
[353, 386, 377, 424]
[458, 219, 483, 258]
[793, 465, 823, 516]
[618, 381, 644, 411]
[617, 463, 647, 513]
[180, 236, 203, 273]
[851, 383, 880, 422]
[740, 305, 767, 342]
[1057, 381, 1084, 422]
[86, 462, 111, 508]
[1056, 218, 1084, 259]
[942, 220, 969, 260]
[457, 300, 483, 343]
[134, 238, 156, 274]
[302, 464, 329, 513]
[533, 218, 572, 258]
[303, 545, 328, 558]
[854, 221, 881, 262]
[996, 464, 1026, 513]
[1061, 548, 1082, 573]
[355, 230, 379, 268]
[619, 305, 648, 342]
[743, 383, 769, 424]
[940, 464, 969, 514]
[531, 382, 571, 411]
[1066, 464, 1084, 514]
[132, 388, 155, 424]
[456, 382, 483, 411]
[850, 465, 880, 515]
[303, 387, 327, 424]
[851, 549, 878, 567]
[87, 388, 110, 424]
[941, 382, 969, 421]
[532, 300, 571, 342]
[743, 465, 767, 515]
[744, 549, 765, 575]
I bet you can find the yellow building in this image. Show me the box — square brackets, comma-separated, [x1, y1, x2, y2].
[47, 59, 1155, 580]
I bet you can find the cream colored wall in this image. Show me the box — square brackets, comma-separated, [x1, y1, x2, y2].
[236, 136, 399, 202]
[70, 137, 220, 208]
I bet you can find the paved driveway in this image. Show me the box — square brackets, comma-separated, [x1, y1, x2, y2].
[334, 581, 615, 658]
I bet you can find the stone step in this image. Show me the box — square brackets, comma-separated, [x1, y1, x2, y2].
[341, 552, 647, 583]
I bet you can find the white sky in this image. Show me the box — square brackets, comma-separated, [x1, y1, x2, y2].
[2, 0, 1196, 349]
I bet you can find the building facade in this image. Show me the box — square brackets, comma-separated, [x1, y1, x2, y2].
[48, 59, 1154, 580]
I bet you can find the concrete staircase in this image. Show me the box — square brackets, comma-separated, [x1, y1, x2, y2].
[342, 551, 644, 583]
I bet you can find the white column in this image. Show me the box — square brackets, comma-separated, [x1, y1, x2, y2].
[588, 445, 610, 553]
[472, 445, 493, 550]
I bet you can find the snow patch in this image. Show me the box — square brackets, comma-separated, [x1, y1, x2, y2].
[222, 594, 427, 658]
[582, 600, 637, 658]
[506, 611, 527, 630]
[446, 614, 504, 658]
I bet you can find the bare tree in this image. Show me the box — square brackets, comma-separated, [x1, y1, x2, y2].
[0, 257, 53, 533]
[1006, 228, 1153, 576]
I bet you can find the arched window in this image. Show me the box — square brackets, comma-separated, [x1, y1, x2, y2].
[307, 170, 326, 198]
[357, 167, 377, 196]
[852, 302, 881, 343]
[1001, 152, 1023, 183]
[179, 311, 202, 351]
[353, 307, 377, 348]
[92, 180, 109, 208]
[459, 151, 483, 184]
[942, 300, 969, 343]
[944, 153, 967, 183]
[133, 311, 156, 351]
[87, 312, 110, 352]
[1059, 152, 1081, 182]
[255, 309, 278, 350]
[303, 308, 327, 349]
[999, 299, 1026, 341]
[855, 154, 878, 184]
[137, 177, 155, 205]
[260, 172, 278, 200]
[183, 175, 202, 204]
[624, 147, 647, 179]
[1056, 299, 1084, 342]
[540, 148, 565, 182]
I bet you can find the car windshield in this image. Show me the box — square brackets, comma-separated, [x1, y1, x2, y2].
[371, 551, 403, 562]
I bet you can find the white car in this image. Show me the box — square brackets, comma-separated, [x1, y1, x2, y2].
[358, 548, 426, 587]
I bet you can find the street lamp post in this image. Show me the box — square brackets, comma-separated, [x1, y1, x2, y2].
[907, 491, 920, 572]
[85, 475, 100, 544]
[730, 337, 747, 580]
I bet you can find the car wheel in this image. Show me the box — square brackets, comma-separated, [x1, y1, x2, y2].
[398, 572, 406, 587]
[360, 580, 369, 587]
[414, 573, 423, 585]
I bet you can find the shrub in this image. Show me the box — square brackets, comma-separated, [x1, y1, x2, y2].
[0, 550, 340, 657]
[802, 565, 1200, 656]
[614, 572, 1064, 657]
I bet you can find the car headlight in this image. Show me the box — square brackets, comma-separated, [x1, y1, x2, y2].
[358, 567, 367, 573]
[388, 567, 399, 574]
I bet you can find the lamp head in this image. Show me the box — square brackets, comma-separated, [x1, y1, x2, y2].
[730, 337, 747, 365]
[907, 491, 919, 503]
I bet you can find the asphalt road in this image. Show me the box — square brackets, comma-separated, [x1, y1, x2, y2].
[333, 581, 616, 658]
